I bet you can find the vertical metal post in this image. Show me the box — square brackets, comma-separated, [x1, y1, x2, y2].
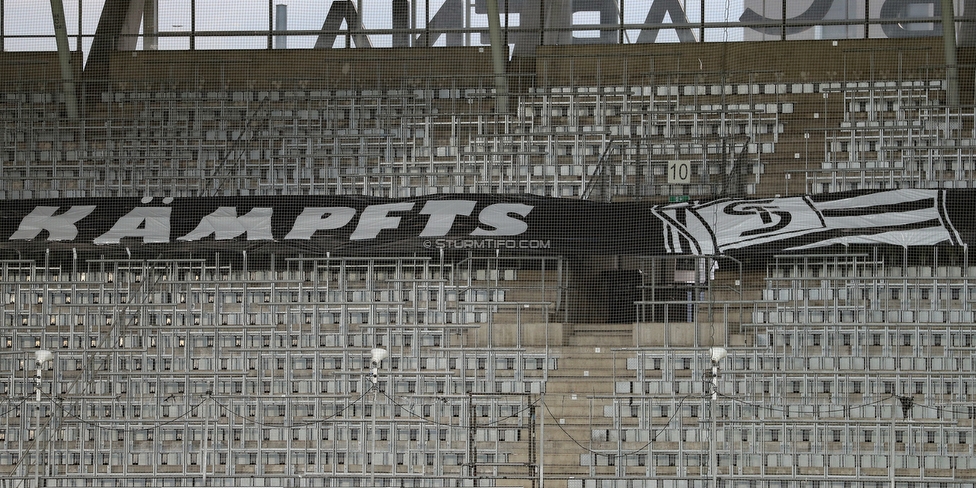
[369, 348, 387, 487]
[34, 350, 53, 488]
[890, 396, 896, 488]
[468, 392, 477, 479]
[145, 0, 159, 50]
[942, 0, 959, 105]
[708, 347, 726, 488]
[202, 400, 210, 485]
[781, 1, 787, 40]
[700, 0, 706, 41]
[710, 362, 718, 488]
[275, 4, 288, 49]
[371, 390, 377, 488]
[485, 0, 510, 113]
[529, 403, 537, 488]
[540, 304, 548, 488]
[190, 0, 196, 50]
[49, 0, 79, 120]
[35, 363, 42, 488]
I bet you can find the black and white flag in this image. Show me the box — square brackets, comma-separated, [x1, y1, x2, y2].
[0, 189, 972, 260]
[654, 189, 965, 255]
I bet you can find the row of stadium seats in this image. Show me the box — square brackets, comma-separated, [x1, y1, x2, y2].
[814, 79, 973, 193]
[0, 76, 851, 199]
[4, 253, 975, 482]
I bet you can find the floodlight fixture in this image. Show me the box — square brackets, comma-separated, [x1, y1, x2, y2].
[370, 348, 389, 364]
[709, 346, 728, 364]
[369, 348, 388, 384]
[35, 349, 53, 366]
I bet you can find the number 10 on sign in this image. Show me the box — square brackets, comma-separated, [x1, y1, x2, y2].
[668, 160, 692, 184]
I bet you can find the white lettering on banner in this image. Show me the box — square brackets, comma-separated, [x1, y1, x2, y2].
[10, 205, 96, 241]
[430, 238, 552, 250]
[94, 207, 173, 245]
[350, 203, 416, 240]
[419, 200, 477, 237]
[178, 207, 274, 241]
[471, 203, 533, 236]
[283, 207, 358, 240]
[8, 200, 536, 244]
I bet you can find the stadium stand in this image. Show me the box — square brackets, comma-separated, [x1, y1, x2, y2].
[2, 15, 976, 488]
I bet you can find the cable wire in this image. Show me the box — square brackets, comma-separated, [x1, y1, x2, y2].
[50, 393, 209, 433]
[541, 390, 702, 459]
[379, 389, 541, 428]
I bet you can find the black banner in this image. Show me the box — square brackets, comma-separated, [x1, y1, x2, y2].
[0, 194, 660, 258]
[1, 190, 973, 260]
